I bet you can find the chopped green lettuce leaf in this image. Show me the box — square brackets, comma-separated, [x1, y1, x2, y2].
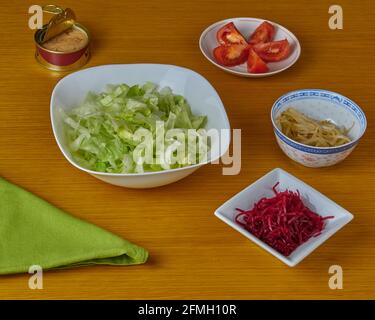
[61, 82, 208, 173]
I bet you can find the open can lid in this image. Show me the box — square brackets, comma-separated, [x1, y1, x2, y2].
[41, 5, 76, 43]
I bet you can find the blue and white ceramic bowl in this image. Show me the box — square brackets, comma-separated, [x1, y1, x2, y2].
[271, 89, 367, 167]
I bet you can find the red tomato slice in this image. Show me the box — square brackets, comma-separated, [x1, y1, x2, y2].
[247, 49, 269, 73]
[252, 39, 291, 62]
[213, 44, 249, 67]
[217, 22, 247, 45]
[248, 21, 275, 45]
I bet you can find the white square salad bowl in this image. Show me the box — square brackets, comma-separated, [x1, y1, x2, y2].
[50, 64, 230, 188]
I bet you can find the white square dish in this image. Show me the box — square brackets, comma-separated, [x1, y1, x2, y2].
[214, 168, 353, 266]
[50, 64, 230, 188]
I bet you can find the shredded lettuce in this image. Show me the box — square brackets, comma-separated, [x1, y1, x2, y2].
[61, 82, 208, 173]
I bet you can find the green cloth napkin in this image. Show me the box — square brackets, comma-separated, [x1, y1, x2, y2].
[0, 177, 148, 275]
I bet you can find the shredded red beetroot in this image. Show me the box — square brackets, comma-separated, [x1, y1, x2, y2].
[235, 182, 334, 256]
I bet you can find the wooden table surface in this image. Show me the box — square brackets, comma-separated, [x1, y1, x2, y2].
[0, 0, 374, 299]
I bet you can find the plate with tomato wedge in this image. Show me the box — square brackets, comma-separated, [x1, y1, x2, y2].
[199, 18, 301, 77]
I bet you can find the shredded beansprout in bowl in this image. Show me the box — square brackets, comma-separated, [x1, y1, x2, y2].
[276, 108, 352, 147]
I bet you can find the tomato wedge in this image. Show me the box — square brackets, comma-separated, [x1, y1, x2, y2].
[213, 44, 249, 67]
[248, 21, 275, 45]
[252, 39, 291, 62]
[247, 49, 269, 73]
[217, 22, 247, 45]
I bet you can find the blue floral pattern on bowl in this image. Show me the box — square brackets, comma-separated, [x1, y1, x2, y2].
[271, 89, 367, 167]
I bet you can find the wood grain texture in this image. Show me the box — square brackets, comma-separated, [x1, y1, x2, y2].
[0, 0, 374, 299]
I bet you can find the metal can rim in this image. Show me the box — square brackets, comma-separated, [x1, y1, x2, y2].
[34, 23, 90, 55]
